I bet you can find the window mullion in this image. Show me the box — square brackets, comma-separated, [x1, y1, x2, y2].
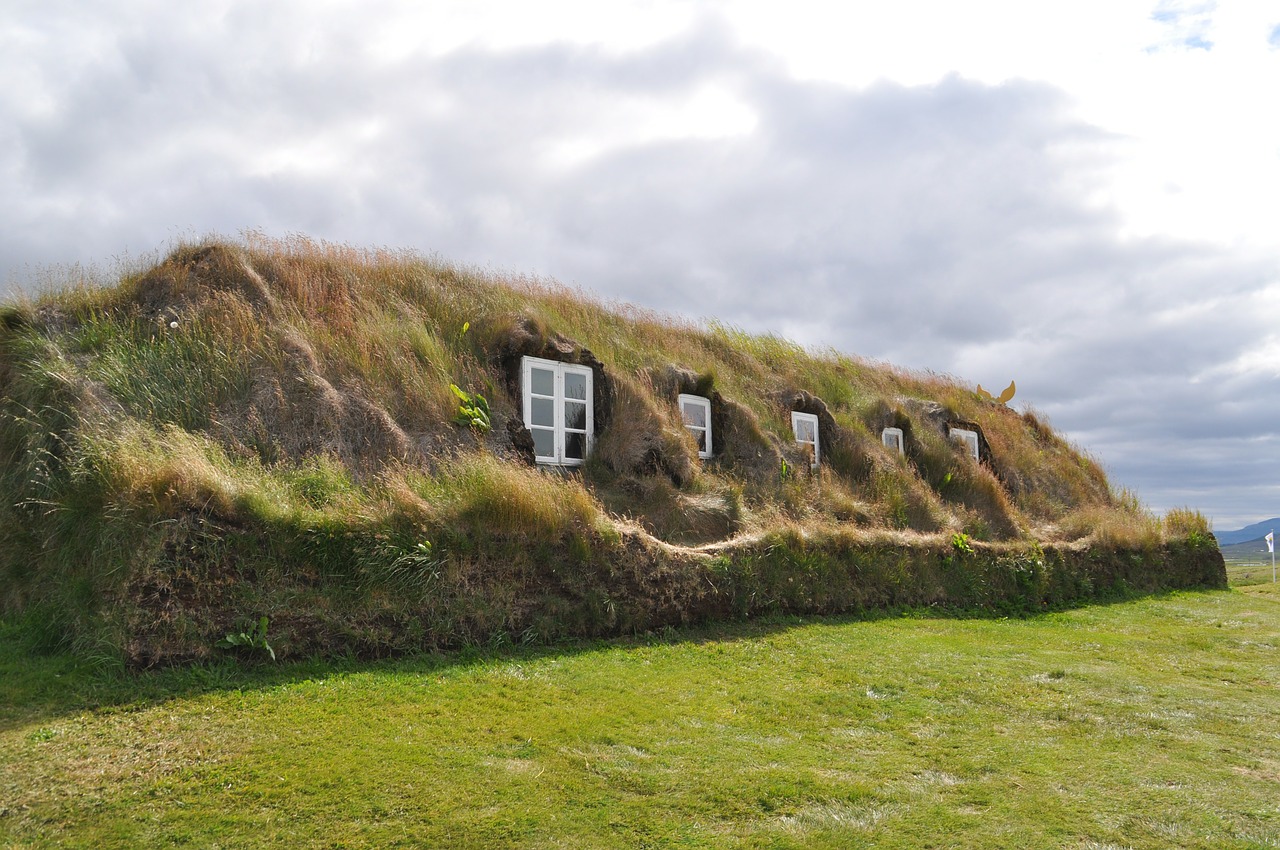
[522, 360, 532, 430]
[555, 367, 564, 462]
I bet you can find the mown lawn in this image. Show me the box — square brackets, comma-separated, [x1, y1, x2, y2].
[3, 584, 1278, 849]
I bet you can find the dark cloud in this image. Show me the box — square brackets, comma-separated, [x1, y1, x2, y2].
[2, 4, 1277, 528]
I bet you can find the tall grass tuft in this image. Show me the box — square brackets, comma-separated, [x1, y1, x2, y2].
[1163, 506, 1212, 542]
[399, 453, 604, 543]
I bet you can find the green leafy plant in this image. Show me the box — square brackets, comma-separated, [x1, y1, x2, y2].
[385, 541, 442, 594]
[450, 383, 491, 432]
[779, 458, 791, 481]
[398, 540, 437, 566]
[217, 616, 276, 661]
[951, 532, 974, 554]
[1186, 530, 1210, 548]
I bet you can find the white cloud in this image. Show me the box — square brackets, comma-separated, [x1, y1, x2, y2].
[1215, 336, 1280, 380]
[1148, 0, 1217, 51]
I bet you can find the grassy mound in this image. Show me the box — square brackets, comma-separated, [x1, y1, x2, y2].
[0, 236, 1224, 665]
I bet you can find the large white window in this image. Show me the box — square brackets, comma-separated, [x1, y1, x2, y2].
[882, 427, 904, 456]
[678, 394, 713, 459]
[791, 411, 820, 469]
[949, 427, 979, 462]
[522, 356, 593, 466]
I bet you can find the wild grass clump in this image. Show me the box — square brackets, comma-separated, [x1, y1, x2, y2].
[982, 406, 1112, 517]
[1055, 487, 1164, 549]
[1163, 506, 1214, 548]
[588, 371, 698, 486]
[397, 453, 605, 543]
[866, 466, 945, 532]
[61, 421, 371, 530]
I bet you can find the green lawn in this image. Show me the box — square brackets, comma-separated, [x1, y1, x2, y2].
[1224, 553, 1278, 587]
[3, 584, 1278, 849]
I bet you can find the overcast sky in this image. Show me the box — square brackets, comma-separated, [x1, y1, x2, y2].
[4, 0, 1279, 530]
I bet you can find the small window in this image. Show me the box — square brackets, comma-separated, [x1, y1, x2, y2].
[522, 356, 593, 466]
[791, 411, 820, 469]
[882, 427, 904, 455]
[949, 427, 979, 461]
[678, 394, 713, 459]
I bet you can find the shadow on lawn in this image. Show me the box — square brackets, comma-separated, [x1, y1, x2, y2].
[0, 584, 1241, 730]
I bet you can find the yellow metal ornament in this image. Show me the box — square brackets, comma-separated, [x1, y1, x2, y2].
[977, 380, 1016, 405]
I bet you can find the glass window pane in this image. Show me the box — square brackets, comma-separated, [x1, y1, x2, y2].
[564, 400, 586, 431]
[530, 367, 554, 397]
[695, 429, 707, 453]
[531, 397, 554, 427]
[531, 427, 555, 459]
[564, 371, 587, 400]
[950, 429, 979, 460]
[794, 419, 815, 442]
[565, 431, 586, 460]
[681, 401, 706, 428]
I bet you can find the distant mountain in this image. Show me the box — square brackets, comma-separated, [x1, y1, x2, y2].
[1216, 518, 1280, 546]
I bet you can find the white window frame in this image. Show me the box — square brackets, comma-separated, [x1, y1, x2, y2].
[521, 356, 593, 467]
[791, 411, 820, 470]
[882, 427, 904, 456]
[949, 427, 979, 462]
[678, 393, 713, 459]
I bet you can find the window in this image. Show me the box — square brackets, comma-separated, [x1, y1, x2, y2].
[678, 394, 713, 459]
[791, 411, 820, 469]
[949, 427, 979, 462]
[882, 427, 904, 456]
[522, 356, 593, 466]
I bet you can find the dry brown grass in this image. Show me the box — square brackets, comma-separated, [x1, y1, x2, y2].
[76, 420, 372, 528]
[590, 371, 698, 486]
[1056, 490, 1163, 549]
[397, 452, 605, 542]
[1163, 506, 1212, 538]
